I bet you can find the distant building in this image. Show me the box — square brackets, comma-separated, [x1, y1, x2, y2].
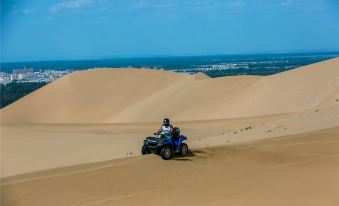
[13, 68, 33, 75]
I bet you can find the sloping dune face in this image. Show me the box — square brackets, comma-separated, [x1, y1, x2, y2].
[2, 58, 339, 123]
[2, 127, 339, 206]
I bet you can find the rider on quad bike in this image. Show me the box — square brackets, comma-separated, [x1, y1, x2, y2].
[158, 118, 180, 152]
[158, 118, 173, 134]
[142, 118, 189, 160]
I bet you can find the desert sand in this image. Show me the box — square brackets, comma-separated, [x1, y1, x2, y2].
[2, 58, 339, 123]
[1, 58, 339, 205]
[2, 127, 339, 206]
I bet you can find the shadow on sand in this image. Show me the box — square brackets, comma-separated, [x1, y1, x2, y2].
[171, 149, 207, 161]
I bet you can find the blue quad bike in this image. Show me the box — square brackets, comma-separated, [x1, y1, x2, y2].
[141, 127, 189, 160]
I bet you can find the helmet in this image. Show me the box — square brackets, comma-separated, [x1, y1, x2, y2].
[163, 118, 170, 125]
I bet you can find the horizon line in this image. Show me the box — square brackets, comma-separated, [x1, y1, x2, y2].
[2, 50, 339, 64]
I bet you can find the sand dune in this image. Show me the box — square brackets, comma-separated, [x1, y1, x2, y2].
[2, 127, 338, 206]
[2, 57, 339, 123]
[0, 114, 292, 177]
[1, 58, 339, 205]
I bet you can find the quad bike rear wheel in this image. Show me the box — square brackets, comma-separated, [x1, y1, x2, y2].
[180, 143, 188, 156]
[160, 146, 172, 160]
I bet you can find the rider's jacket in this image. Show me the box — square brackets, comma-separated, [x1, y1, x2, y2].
[158, 124, 173, 134]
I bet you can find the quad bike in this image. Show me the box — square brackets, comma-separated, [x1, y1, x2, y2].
[141, 127, 189, 160]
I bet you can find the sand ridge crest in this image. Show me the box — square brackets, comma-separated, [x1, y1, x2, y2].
[2, 57, 339, 123]
[1, 58, 339, 205]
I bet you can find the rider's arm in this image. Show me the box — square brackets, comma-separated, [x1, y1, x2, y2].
[157, 127, 162, 133]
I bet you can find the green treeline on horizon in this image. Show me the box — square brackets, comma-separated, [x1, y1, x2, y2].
[0, 82, 47, 109]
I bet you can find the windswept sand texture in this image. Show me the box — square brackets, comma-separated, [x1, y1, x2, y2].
[1, 58, 339, 206]
[2, 128, 339, 206]
[3, 57, 339, 123]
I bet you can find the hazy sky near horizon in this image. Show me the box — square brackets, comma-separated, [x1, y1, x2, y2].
[1, 0, 339, 62]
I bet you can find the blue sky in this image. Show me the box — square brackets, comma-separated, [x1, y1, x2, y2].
[1, 0, 339, 62]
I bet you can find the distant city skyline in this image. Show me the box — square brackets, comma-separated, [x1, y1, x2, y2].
[2, 0, 339, 62]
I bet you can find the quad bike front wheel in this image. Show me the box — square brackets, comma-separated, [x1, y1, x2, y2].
[141, 144, 150, 155]
[160, 146, 172, 160]
[180, 143, 189, 156]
